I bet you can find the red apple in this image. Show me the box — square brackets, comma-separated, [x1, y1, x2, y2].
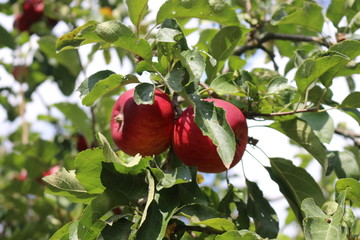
[111, 88, 175, 156]
[76, 133, 89, 152]
[15, 169, 28, 181]
[13, 14, 32, 32]
[22, 0, 44, 22]
[172, 99, 248, 173]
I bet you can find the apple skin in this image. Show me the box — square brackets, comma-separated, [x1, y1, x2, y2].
[172, 99, 248, 173]
[22, 0, 44, 22]
[111, 89, 175, 156]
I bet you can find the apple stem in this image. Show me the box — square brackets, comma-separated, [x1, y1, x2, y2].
[114, 113, 124, 130]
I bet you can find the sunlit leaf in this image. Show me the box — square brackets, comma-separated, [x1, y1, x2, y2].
[157, 0, 240, 26]
[77, 70, 139, 106]
[133, 82, 155, 105]
[298, 111, 334, 144]
[126, 0, 149, 28]
[270, 118, 328, 169]
[339, 92, 360, 108]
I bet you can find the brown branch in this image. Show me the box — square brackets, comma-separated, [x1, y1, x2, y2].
[245, 107, 319, 119]
[234, 32, 332, 56]
[258, 44, 279, 71]
[334, 128, 360, 148]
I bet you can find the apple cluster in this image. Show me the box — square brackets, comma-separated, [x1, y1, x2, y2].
[13, 0, 57, 33]
[111, 88, 248, 173]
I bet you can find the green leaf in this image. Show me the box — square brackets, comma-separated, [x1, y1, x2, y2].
[197, 218, 236, 231]
[192, 97, 236, 169]
[133, 82, 155, 105]
[56, 20, 98, 51]
[246, 180, 279, 239]
[53, 102, 93, 142]
[336, 178, 360, 204]
[339, 92, 360, 108]
[275, 2, 324, 32]
[98, 132, 152, 174]
[126, 0, 149, 28]
[57, 20, 153, 61]
[165, 67, 185, 93]
[101, 162, 148, 202]
[270, 118, 328, 169]
[302, 198, 347, 240]
[77, 190, 130, 240]
[298, 112, 334, 144]
[210, 73, 244, 96]
[341, 108, 360, 125]
[178, 50, 205, 88]
[135, 188, 180, 240]
[266, 158, 326, 224]
[49, 222, 73, 240]
[329, 151, 360, 179]
[77, 70, 139, 106]
[43, 168, 97, 204]
[327, 0, 348, 26]
[0, 23, 15, 49]
[101, 218, 133, 240]
[206, 26, 244, 81]
[295, 55, 349, 94]
[157, 0, 240, 26]
[178, 167, 208, 205]
[179, 204, 222, 221]
[75, 148, 106, 194]
[215, 230, 264, 240]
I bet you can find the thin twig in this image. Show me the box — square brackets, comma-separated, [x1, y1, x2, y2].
[245, 107, 318, 118]
[258, 44, 279, 71]
[234, 32, 332, 56]
[334, 128, 360, 148]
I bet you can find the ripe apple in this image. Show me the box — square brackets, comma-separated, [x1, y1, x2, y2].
[172, 99, 248, 173]
[13, 14, 32, 32]
[111, 88, 174, 156]
[22, 0, 44, 22]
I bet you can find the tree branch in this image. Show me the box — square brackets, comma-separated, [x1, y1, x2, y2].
[234, 32, 332, 56]
[334, 128, 360, 148]
[245, 107, 319, 118]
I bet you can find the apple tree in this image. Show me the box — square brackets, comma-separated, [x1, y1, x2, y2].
[0, 0, 360, 239]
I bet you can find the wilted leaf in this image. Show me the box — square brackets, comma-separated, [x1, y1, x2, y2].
[43, 168, 97, 204]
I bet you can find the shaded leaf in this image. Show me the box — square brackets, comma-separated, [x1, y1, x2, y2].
[215, 230, 264, 240]
[53, 102, 93, 142]
[157, 0, 240, 26]
[77, 190, 130, 240]
[246, 180, 279, 238]
[328, 151, 360, 180]
[275, 2, 324, 32]
[133, 82, 155, 105]
[266, 158, 326, 225]
[206, 26, 244, 81]
[0, 23, 15, 49]
[270, 118, 328, 169]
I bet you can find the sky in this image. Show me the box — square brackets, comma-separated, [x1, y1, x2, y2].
[0, 0, 359, 237]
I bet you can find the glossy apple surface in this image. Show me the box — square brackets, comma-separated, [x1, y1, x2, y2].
[111, 89, 174, 156]
[172, 99, 248, 173]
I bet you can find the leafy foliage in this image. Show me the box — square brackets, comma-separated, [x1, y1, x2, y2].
[0, 0, 360, 239]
